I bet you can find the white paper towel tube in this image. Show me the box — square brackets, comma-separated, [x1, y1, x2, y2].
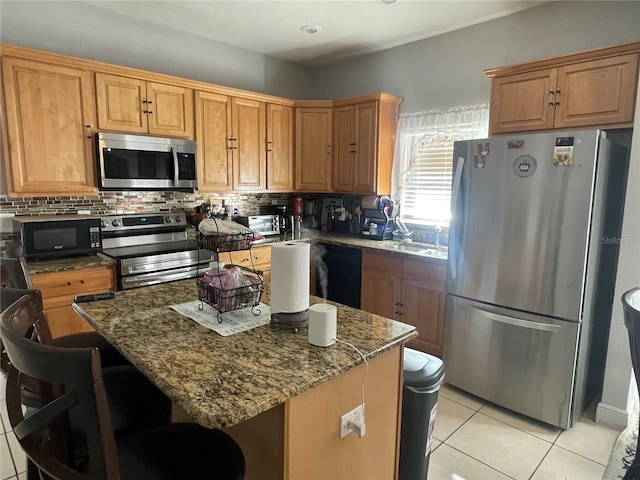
[270, 241, 310, 314]
[308, 303, 337, 347]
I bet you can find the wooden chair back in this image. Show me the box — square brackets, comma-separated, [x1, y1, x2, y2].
[2, 293, 120, 480]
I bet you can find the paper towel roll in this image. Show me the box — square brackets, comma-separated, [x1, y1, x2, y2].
[270, 241, 310, 314]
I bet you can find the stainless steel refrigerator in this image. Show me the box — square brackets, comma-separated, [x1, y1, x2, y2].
[444, 130, 630, 429]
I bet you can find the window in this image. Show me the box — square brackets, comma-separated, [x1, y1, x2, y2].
[392, 105, 489, 226]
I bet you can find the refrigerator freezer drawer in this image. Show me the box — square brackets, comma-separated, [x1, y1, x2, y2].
[443, 295, 580, 429]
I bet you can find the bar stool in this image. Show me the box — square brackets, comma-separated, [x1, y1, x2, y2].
[2, 293, 245, 479]
[623, 287, 640, 480]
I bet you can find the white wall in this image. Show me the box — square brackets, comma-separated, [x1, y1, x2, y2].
[596, 97, 640, 428]
[312, 1, 640, 112]
[0, 1, 314, 99]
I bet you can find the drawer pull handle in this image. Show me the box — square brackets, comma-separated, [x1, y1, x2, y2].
[65, 280, 85, 286]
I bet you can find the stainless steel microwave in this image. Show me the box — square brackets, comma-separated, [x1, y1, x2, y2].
[96, 132, 197, 190]
[13, 216, 102, 260]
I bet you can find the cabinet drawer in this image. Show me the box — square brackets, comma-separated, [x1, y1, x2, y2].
[402, 259, 446, 285]
[31, 266, 116, 300]
[362, 251, 402, 276]
[225, 245, 271, 269]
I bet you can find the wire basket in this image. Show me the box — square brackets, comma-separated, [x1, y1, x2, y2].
[197, 277, 264, 313]
[197, 231, 255, 252]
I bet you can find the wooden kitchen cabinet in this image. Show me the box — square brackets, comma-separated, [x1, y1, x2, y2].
[361, 251, 446, 357]
[333, 94, 401, 195]
[195, 91, 265, 192]
[486, 42, 640, 135]
[96, 72, 194, 138]
[226, 244, 272, 284]
[266, 103, 294, 191]
[1, 56, 97, 196]
[232, 97, 266, 191]
[30, 266, 116, 338]
[295, 107, 333, 192]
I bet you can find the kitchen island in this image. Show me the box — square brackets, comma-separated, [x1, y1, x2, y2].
[73, 279, 417, 480]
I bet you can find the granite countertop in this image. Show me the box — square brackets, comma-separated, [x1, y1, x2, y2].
[25, 230, 446, 275]
[73, 280, 417, 429]
[26, 252, 117, 275]
[258, 231, 448, 265]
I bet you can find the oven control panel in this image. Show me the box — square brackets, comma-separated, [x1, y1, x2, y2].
[101, 212, 187, 233]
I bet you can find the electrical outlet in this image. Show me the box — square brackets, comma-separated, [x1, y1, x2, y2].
[0, 213, 15, 233]
[340, 404, 366, 439]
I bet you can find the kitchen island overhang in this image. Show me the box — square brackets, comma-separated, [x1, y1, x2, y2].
[73, 279, 417, 480]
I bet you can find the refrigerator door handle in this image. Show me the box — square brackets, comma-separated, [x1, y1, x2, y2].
[467, 306, 561, 332]
[449, 157, 465, 279]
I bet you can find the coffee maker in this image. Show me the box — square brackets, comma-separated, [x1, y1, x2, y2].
[360, 196, 397, 240]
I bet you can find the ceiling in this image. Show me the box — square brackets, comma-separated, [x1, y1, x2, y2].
[84, 0, 549, 67]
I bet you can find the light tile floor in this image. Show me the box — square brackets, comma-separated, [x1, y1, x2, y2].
[430, 383, 622, 480]
[0, 372, 624, 480]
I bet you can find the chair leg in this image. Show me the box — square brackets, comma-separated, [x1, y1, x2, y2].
[26, 458, 39, 480]
[624, 463, 640, 480]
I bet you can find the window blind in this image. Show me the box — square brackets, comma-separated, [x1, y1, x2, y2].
[402, 141, 454, 225]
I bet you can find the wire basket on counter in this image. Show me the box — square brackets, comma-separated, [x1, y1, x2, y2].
[196, 277, 264, 315]
[196, 231, 255, 252]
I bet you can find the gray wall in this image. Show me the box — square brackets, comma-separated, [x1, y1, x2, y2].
[312, 1, 640, 112]
[0, 1, 314, 99]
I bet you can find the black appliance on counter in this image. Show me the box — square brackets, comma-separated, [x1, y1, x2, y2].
[100, 212, 213, 290]
[13, 215, 102, 260]
[360, 196, 397, 241]
[315, 243, 362, 309]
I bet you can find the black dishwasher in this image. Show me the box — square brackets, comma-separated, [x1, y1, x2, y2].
[315, 243, 362, 309]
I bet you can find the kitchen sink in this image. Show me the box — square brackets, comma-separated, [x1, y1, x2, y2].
[384, 242, 448, 259]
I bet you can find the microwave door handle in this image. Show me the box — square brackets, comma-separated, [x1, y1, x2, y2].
[171, 147, 179, 186]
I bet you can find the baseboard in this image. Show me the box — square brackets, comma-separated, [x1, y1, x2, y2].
[597, 401, 631, 429]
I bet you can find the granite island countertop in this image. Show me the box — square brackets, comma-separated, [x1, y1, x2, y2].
[73, 279, 417, 430]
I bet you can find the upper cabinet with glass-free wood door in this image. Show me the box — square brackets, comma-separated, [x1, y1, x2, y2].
[266, 103, 294, 192]
[2, 55, 97, 196]
[295, 105, 333, 192]
[333, 94, 402, 195]
[486, 42, 640, 135]
[95, 72, 194, 138]
[195, 91, 266, 192]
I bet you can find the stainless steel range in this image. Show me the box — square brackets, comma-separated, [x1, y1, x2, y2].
[100, 212, 214, 290]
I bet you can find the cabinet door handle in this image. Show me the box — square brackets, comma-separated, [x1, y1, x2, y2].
[86, 125, 92, 139]
[548, 90, 555, 106]
[142, 100, 148, 104]
[554, 89, 560, 106]
[395, 302, 401, 306]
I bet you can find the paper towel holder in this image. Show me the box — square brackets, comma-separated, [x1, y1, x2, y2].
[270, 309, 309, 332]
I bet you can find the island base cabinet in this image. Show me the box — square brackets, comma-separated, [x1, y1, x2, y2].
[203, 346, 403, 480]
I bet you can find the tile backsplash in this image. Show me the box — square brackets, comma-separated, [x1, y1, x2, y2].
[0, 191, 292, 242]
[0, 190, 449, 248]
